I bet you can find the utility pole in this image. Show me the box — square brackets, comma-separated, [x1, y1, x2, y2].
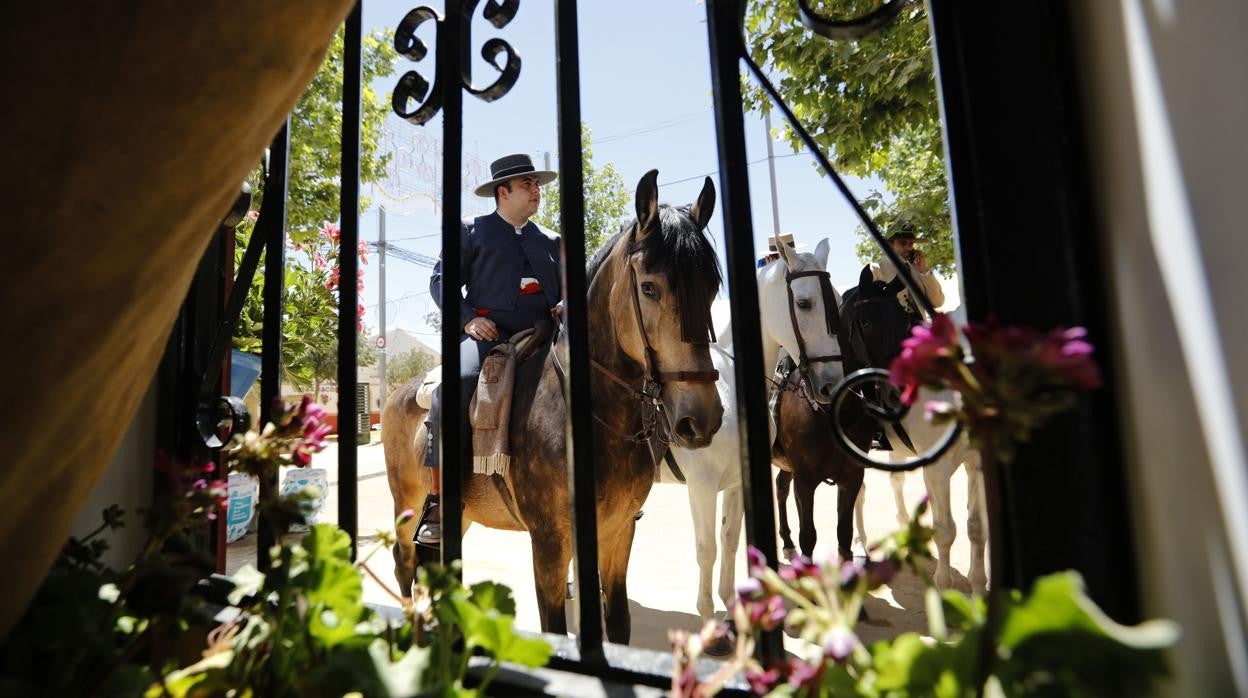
[543, 151, 552, 171]
[377, 206, 387, 403]
[763, 109, 782, 237]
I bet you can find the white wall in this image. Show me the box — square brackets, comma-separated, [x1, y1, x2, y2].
[69, 382, 156, 570]
[1071, 1, 1248, 694]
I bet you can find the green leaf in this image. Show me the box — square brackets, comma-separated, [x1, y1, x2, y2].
[941, 591, 986, 633]
[496, 631, 553, 669]
[993, 572, 1179, 694]
[300, 524, 367, 646]
[468, 581, 517, 617]
[868, 632, 974, 696]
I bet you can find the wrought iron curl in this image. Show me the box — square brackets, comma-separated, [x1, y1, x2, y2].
[829, 369, 962, 471]
[392, 7, 442, 124]
[464, 37, 521, 102]
[392, 0, 522, 125]
[733, 2, 952, 470]
[796, 0, 913, 40]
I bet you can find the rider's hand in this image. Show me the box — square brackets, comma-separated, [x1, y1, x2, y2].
[464, 316, 499, 341]
[911, 250, 930, 274]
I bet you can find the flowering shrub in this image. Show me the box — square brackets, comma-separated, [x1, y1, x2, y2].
[233, 217, 374, 394]
[1, 396, 549, 696]
[890, 313, 1102, 463]
[672, 317, 1178, 697]
[674, 503, 1178, 697]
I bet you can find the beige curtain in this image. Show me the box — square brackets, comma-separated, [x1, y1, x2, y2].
[0, 0, 357, 638]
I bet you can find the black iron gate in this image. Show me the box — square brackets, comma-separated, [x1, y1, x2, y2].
[175, 0, 1138, 688]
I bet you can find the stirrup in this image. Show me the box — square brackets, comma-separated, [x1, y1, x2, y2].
[414, 495, 441, 546]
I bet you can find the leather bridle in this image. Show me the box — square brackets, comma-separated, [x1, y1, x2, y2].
[782, 268, 843, 405]
[589, 233, 719, 446]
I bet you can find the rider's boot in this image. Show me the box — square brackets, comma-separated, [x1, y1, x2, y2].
[415, 493, 441, 546]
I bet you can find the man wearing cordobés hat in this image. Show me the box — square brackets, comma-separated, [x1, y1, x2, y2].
[417, 153, 562, 547]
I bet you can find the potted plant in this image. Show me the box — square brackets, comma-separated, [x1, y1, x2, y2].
[0, 397, 550, 697]
[670, 317, 1180, 697]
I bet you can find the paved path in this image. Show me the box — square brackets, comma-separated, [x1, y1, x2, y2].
[227, 435, 977, 653]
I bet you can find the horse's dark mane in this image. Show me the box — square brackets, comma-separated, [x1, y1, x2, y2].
[586, 206, 721, 343]
[651, 206, 722, 342]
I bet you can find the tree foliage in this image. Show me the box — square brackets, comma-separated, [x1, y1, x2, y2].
[387, 348, 438, 394]
[743, 0, 955, 274]
[532, 123, 631, 255]
[283, 28, 395, 244]
[233, 28, 395, 392]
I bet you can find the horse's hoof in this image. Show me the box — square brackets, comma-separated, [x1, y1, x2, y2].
[703, 632, 735, 658]
[782, 547, 797, 561]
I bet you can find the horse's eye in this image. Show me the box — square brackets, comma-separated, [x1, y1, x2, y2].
[795, 299, 812, 310]
[640, 281, 658, 298]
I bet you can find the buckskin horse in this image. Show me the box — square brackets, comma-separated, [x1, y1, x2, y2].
[384, 171, 723, 643]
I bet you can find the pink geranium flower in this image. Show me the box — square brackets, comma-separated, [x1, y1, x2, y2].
[889, 312, 959, 405]
[320, 221, 341, 242]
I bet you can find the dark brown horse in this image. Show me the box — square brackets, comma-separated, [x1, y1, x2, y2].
[384, 171, 724, 643]
[768, 253, 873, 562]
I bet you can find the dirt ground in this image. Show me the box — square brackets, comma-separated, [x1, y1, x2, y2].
[226, 435, 979, 653]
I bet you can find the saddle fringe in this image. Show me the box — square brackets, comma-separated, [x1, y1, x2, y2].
[472, 452, 510, 477]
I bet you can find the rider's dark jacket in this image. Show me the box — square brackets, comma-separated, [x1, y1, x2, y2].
[429, 212, 562, 332]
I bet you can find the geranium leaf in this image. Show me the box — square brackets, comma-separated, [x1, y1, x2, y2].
[468, 581, 516, 617]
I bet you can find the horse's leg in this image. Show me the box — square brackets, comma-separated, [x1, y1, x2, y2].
[775, 470, 797, 559]
[922, 458, 957, 591]
[854, 483, 868, 558]
[718, 485, 745, 617]
[964, 452, 989, 595]
[890, 468, 909, 526]
[600, 515, 637, 645]
[392, 509, 418, 599]
[386, 425, 429, 601]
[530, 528, 572, 636]
[793, 475, 819, 559]
[685, 472, 720, 624]
[836, 477, 860, 562]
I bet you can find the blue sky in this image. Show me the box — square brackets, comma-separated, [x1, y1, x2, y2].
[359, 0, 888, 342]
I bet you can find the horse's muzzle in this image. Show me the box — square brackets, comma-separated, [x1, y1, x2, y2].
[668, 396, 723, 449]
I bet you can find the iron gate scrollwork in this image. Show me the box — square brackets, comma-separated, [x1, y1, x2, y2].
[380, 0, 958, 678]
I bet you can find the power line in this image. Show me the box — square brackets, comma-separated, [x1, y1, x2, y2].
[593, 110, 713, 145]
[657, 152, 801, 188]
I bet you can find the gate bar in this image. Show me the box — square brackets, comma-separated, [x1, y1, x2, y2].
[338, 0, 364, 559]
[554, 0, 606, 664]
[438, 0, 466, 567]
[258, 121, 291, 570]
[704, 0, 784, 663]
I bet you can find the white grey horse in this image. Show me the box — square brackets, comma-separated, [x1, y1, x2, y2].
[667, 239, 851, 624]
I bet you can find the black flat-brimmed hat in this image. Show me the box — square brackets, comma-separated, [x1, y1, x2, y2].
[886, 222, 922, 242]
[473, 153, 558, 198]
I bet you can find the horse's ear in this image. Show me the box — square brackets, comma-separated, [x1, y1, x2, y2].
[858, 264, 874, 291]
[635, 169, 660, 238]
[814, 238, 830, 270]
[776, 238, 798, 269]
[689, 176, 716, 230]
